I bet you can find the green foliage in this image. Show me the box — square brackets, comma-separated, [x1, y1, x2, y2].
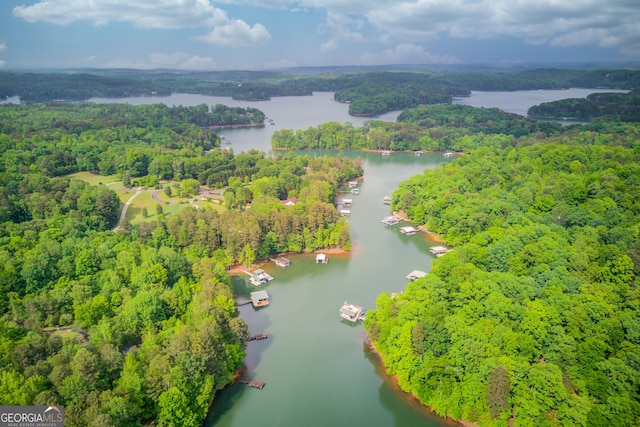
[366, 138, 640, 426]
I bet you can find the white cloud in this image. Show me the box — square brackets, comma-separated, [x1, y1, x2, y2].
[249, 0, 640, 57]
[356, 43, 459, 65]
[104, 52, 217, 70]
[13, 0, 271, 48]
[196, 20, 271, 47]
[318, 11, 364, 52]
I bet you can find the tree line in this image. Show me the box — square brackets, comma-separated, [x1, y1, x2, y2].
[528, 88, 640, 122]
[3, 67, 640, 115]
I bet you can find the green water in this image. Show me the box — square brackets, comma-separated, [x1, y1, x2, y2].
[205, 151, 458, 427]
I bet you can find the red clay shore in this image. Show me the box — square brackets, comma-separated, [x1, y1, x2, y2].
[226, 247, 351, 274]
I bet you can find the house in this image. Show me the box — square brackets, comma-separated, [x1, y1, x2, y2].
[280, 197, 298, 206]
[250, 290, 270, 307]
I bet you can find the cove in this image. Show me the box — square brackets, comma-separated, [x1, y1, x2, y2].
[205, 150, 457, 427]
[87, 89, 614, 426]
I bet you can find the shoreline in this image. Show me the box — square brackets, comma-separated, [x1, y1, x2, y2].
[364, 338, 466, 427]
[393, 210, 447, 244]
[226, 247, 351, 274]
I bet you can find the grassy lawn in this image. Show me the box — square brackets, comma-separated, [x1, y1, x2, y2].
[66, 171, 120, 186]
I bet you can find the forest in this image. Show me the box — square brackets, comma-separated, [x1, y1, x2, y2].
[528, 88, 640, 122]
[3, 67, 640, 116]
[2, 68, 640, 426]
[365, 140, 640, 425]
[0, 101, 358, 426]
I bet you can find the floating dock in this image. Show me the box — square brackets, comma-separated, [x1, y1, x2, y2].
[381, 151, 391, 156]
[430, 245, 451, 257]
[245, 269, 273, 286]
[400, 226, 417, 236]
[340, 209, 351, 216]
[406, 270, 427, 281]
[316, 253, 328, 264]
[240, 380, 266, 389]
[272, 257, 290, 267]
[248, 333, 269, 341]
[382, 215, 400, 226]
[383, 196, 392, 205]
[342, 198, 353, 207]
[350, 188, 360, 195]
[250, 290, 270, 307]
[339, 302, 365, 322]
[348, 181, 358, 188]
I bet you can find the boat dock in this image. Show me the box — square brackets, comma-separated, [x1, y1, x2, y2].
[316, 253, 328, 264]
[239, 380, 266, 389]
[250, 290, 270, 307]
[339, 302, 365, 322]
[245, 269, 274, 286]
[248, 333, 269, 341]
[382, 215, 400, 226]
[400, 226, 417, 236]
[271, 257, 290, 267]
[383, 196, 392, 205]
[430, 245, 451, 257]
[406, 270, 427, 281]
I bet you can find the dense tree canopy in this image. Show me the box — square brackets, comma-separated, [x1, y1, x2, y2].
[366, 141, 640, 426]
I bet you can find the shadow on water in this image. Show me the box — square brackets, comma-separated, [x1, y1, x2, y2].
[206, 381, 248, 426]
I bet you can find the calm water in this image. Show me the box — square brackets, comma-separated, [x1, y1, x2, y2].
[453, 88, 628, 117]
[87, 88, 610, 426]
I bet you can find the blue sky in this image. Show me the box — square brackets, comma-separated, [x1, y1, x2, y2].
[1, 0, 639, 70]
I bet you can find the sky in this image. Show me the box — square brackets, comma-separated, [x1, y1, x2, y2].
[0, 0, 639, 70]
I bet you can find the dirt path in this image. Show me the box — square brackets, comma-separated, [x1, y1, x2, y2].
[113, 190, 141, 231]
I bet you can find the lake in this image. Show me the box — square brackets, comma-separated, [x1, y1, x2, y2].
[87, 88, 610, 426]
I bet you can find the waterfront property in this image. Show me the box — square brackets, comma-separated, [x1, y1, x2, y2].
[383, 196, 392, 205]
[339, 302, 365, 322]
[272, 257, 290, 267]
[429, 246, 451, 257]
[382, 215, 400, 226]
[400, 226, 417, 236]
[250, 290, 270, 307]
[316, 253, 328, 264]
[406, 270, 427, 281]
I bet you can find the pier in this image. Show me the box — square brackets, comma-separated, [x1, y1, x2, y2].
[248, 333, 269, 341]
[339, 302, 365, 322]
[239, 380, 266, 389]
[382, 215, 400, 226]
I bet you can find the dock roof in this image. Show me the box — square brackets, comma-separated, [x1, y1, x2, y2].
[250, 290, 269, 301]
